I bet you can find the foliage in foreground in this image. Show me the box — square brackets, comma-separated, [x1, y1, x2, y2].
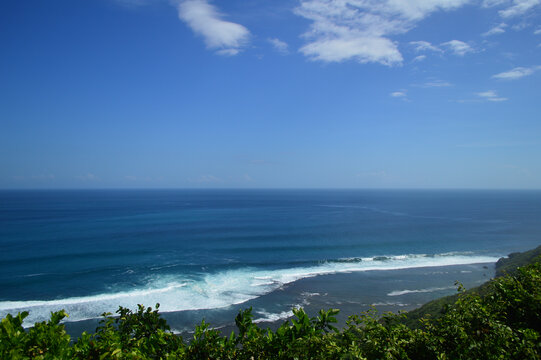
[2, 262, 541, 359]
[403, 244, 541, 329]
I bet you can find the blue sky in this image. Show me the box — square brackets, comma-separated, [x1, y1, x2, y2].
[1, 0, 540, 189]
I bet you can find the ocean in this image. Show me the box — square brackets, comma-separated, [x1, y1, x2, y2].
[1, 189, 540, 334]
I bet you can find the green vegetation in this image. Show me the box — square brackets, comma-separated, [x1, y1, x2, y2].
[495, 244, 541, 277]
[2, 252, 541, 359]
[403, 245, 541, 329]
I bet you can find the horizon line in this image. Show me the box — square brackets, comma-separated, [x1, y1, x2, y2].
[1, 187, 540, 191]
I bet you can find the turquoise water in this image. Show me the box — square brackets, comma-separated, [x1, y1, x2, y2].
[1, 189, 540, 328]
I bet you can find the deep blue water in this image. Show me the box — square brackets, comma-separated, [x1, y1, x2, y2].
[1, 189, 540, 327]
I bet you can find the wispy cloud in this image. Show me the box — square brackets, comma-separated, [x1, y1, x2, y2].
[441, 40, 474, 56]
[390, 91, 407, 98]
[390, 90, 410, 102]
[268, 38, 289, 54]
[492, 65, 541, 79]
[412, 55, 426, 62]
[410, 39, 474, 56]
[482, 0, 508, 7]
[499, 0, 541, 18]
[410, 40, 442, 53]
[298, 35, 403, 65]
[294, 0, 469, 66]
[177, 0, 250, 56]
[511, 21, 532, 31]
[476, 90, 508, 101]
[455, 90, 508, 103]
[215, 49, 240, 56]
[482, 23, 507, 36]
[534, 28, 541, 34]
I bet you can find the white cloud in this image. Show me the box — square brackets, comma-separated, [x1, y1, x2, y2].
[177, 0, 250, 55]
[477, 90, 498, 97]
[482, 0, 509, 7]
[482, 23, 507, 36]
[477, 90, 508, 101]
[441, 40, 474, 56]
[378, 0, 472, 20]
[268, 38, 289, 54]
[413, 55, 426, 61]
[511, 21, 531, 31]
[499, 0, 541, 18]
[411, 79, 452, 87]
[294, 0, 470, 66]
[216, 49, 239, 56]
[390, 91, 407, 97]
[534, 28, 541, 34]
[300, 36, 403, 65]
[410, 40, 442, 52]
[492, 65, 541, 79]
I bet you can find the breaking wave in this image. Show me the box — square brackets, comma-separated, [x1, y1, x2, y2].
[0, 252, 498, 326]
[254, 309, 298, 324]
[387, 286, 456, 297]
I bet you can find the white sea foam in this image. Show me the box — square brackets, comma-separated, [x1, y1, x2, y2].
[22, 273, 48, 278]
[371, 302, 409, 307]
[254, 308, 299, 324]
[387, 286, 456, 297]
[0, 252, 498, 326]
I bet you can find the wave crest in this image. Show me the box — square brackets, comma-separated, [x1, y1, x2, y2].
[0, 252, 497, 326]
